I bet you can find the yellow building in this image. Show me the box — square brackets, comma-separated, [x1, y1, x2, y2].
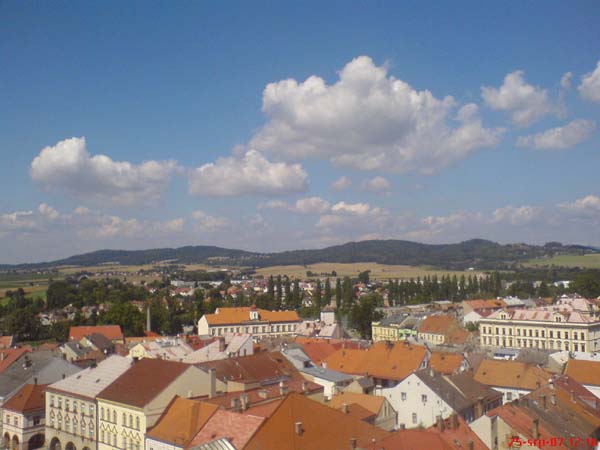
[96, 358, 225, 450]
[479, 308, 600, 352]
[371, 315, 420, 343]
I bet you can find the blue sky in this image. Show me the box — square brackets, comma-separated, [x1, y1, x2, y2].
[1, 1, 599, 263]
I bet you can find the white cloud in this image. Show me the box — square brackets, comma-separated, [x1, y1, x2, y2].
[560, 72, 573, 90]
[0, 210, 37, 233]
[188, 150, 308, 197]
[332, 176, 352, 191]
[155, 218, 185, 234]
[482, 70, 555, 126]
[559, 195, 600, 215]
[331, 201, 371, 216]
[191, 210, 230, 232]
[294, 197, 331, 214]
[38, 203, 60, 220]
[516, 119, 596, 150]
[258, 200, 290, 211]
[361, 176, 391, 192]
[250, 56, 503, 174]
[316, 214, 345, 229]
[579, 61, 600, 103]
[492, 205, 542, 225]
[30, 137, 178, 206]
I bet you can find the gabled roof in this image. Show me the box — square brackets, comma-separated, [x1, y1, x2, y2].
[429, 352, 464, 375]
[327, 392, 385, 415]
[47, 355, 131, 400]
[474, 359, 551, 390]
[202, 307, 301, 326]
[294, 338, 339, 366]
[565, 359, 600, 387]
[188, 409, 264, 450]
[0, 347, 31, 373]
[3, 383, 48, 413]
[196, 351, 297, 385]
[426, 415, 489, 450]
[97, 358, 191, 407]
[70, 325, 123, 341]
[364, 429, 454, 450]
[418, 315, 458, 334]
[324, 341, 428, 381]
[244, 393, 390, 450]
[146, 397, 219, 446]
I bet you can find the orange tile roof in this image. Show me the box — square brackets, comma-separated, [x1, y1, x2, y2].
[324, 341, 428, 381]
[70, 325, 123, 341]
[244, 393, 390, 450]
[0, 347, 31, 373]
[429, 352, 464, 375]
[426, 415, 488, 450]
[327, 392, 385, 415]
[188, 409, 264, 449]
[338, 403, 376, 421]
[565, 359, 600, 386]
[242, 399, 283, 418]
[98, 358, 190, 407]
[474, 359, 551, 390]
[204, 307, 301, 326]
[418, 315, 459, 334]
[294, 338, 339, 366]
[146, 397, 219, 446]
[3, 383, 48, 413]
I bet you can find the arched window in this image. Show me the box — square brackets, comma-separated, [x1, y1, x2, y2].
[135, 417, 140, 430]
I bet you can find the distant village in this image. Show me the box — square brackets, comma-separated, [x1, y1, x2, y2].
[1, 267, 600, 450]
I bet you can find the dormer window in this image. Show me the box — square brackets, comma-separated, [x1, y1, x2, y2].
[250, 310, 259, 320]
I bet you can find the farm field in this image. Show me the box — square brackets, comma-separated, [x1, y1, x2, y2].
[524, 253, 600, 269]
[254, 262, 484, 280]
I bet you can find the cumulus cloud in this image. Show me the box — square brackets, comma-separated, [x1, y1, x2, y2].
[331, 201, 371, 216]
[516, 119, 596, 150]
[30, 137, 178, 206]
[482, 70, 555, 126]
[492, 205, 542, 225]
[258, 200, 290, 211]
[579, 61, 600, 102]
[249, 56, 503, 174]
[38, 203, 60, 220]
[155, 218, 186, 234]
[361, 176, 391, 192]
[559, 195, 600, 215]
[560, 72, 573, 90]
[294, 197, 331, 214]
[332, 176, 352, 191]
[188, 150, 308, 197]
[191, 210, 230, 232]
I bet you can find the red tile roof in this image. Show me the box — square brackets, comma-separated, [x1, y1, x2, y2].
[0, 347, 31, 373]
[196, 351, 298, 385]
[97, 358, 191, 407]
[70, 325, 123, 341]
[203, 307, 301, 326]
[364, 430, 455, 450]
[294, 338, 339, 366]
[474, 359, 551, 390]
[3, 383, 48, 413]
[188, 409, 264, 449]
[565, 359, 600, 387]
[429, 352, 464, 375]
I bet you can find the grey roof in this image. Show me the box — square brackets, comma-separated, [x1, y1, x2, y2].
[414, 369, 501, 414]
[64, 341, 92, 358]
[190, 438, 236, 450]
[378, 314, 422, 329]
[0, 351, 81, 400]
[48, 355, 131, 399]
[300, 366, 354, 383]
[355, 376, 374, 389]
[85, 333, 113, 351]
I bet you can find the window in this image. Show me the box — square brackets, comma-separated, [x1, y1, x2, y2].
[50, 395, 55, 407]
[101, 407, 104, 420]
[122, 412, 126, 425]
[66, 399, 70, 411]
[113, 410, 116, 423]
[13, 417, 18, 426]
[129, 414, 132, 428]
[412, 413, 417, 424]
[89, 405, 94, 417]
[101, 431, 105, 443]
[421, 394, 427, 403]
[58, 398, 62, 409]
[136, 417, 140, 430]
[401, 392, 407, 401]
[113, 434, 116, 446]
[580, 332, 585, 341]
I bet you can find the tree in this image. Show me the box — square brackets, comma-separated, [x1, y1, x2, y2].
[349, 293, 383, 339]
[335, 278, 342, 308]
[358, 270, 370, 284]
[100, 302, 144, 337]
[536, 280, 551, 298]
[292, 279, 301, 309]
[314, 281, 322, 311]
[276, 275, 283, 303]
[324, 278, 332, 305]
[267, 276, 275, 300]
[6, 306, 42, 341]
[284, 276, 291, 306]
[570, 271, 600, 298]
[342, 276, 354, 310]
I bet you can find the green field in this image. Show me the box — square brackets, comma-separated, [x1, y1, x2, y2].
[525, 253, 600, 268]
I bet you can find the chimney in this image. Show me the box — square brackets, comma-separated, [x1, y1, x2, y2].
[230, 398, 241, 412]
[302, 381, 309, 394]
[240, 393, 249, 411]
[342, 403, 349, 414]
[1, 352, 4, 361]
[451, 413, 459, 430]
[551, 393, 556, 405]
[279, 380, 288, 396]
[399, 423, 406, 430]
[532, 418, 540, 439]
[570, 390, 575, 402]
[218, 337, 226, 353]
[437, 415, 445, 432]
[258, 389, 268, 399]
[208, 368, 217, 399]
[34, 377, 38, 385]
[350, 438, 357, 449]
[540, 394, 547, 410]
[467, 440, 474, 450]
[146, 306, 151, 332]
[294, 422, 304, 436]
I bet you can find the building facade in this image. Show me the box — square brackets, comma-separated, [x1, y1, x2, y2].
[2, 384, 47, 450]
[479, 308, 600, 353]
[371, 315, 420, 342]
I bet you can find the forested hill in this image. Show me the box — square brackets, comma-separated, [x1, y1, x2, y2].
[1, 239, 596, 271]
